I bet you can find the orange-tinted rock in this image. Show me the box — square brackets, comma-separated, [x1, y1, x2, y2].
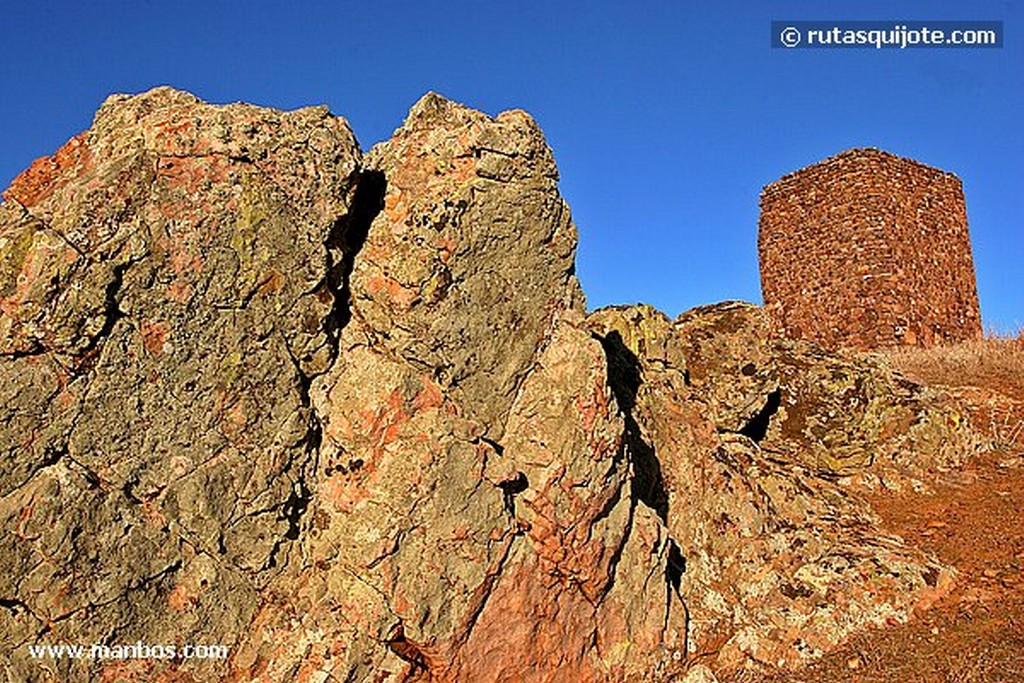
[2, 134, 93, 208]
[0, 92, 989, 683]
[0, 87, 362, 682]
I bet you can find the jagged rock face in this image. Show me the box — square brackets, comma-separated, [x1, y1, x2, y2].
[668, 302, 981, 477]
[268, 94, 654, 681]
[1, 88, 364, 682]
[587, 302, 979, 672]
[0, 88, 660, 683]
[0, 89, 987, 683]
[348, 93, 580, 437]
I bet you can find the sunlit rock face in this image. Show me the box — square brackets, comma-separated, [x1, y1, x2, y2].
[0, 89, 984, 682]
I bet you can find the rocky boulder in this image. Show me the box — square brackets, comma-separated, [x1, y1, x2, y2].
[0, 89, 988, 683]
[588, 301, 981, 673]
[1, 88, 363, 683]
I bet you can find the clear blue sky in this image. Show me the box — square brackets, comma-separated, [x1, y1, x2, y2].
[2, 1, 1020, 332]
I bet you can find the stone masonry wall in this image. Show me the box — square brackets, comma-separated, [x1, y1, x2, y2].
[758, 147, 982, 350]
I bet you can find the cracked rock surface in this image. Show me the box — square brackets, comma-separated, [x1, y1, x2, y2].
[588, 302, 983, 674]
[1, 87, 361, 682]
[0, 89, 989, 682]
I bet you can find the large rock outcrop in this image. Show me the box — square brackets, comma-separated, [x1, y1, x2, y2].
[0, 89, 987, 682]
[1, 87, 363, 682]
[588, 302, 980, 672]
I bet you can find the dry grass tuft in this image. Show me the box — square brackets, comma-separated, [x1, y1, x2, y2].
[883, 332, 1024, 402]
[884, 332, 1024, 450]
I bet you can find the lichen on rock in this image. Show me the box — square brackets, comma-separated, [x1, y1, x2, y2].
[0, 89, 989, 683]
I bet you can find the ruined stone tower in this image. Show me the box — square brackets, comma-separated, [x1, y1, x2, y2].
[758, 148, 982, 350]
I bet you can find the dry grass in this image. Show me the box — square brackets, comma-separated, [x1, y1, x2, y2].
[884, 331, 1024, 450]
[883, 331, 1024, 402]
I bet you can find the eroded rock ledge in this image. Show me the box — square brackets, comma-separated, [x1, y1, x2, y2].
[0, 88, 987, 682]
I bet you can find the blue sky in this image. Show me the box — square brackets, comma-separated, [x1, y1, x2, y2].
[2, 1, 1020, 332]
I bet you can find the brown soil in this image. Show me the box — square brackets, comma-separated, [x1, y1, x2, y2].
[722, 356, 1024, 683]
[743, 452, 1024, 683]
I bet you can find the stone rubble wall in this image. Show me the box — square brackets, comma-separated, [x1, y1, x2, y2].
[758, 148, 982, 350]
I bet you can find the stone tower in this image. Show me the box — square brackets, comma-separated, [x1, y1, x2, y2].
[758, 148, 982, 350]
